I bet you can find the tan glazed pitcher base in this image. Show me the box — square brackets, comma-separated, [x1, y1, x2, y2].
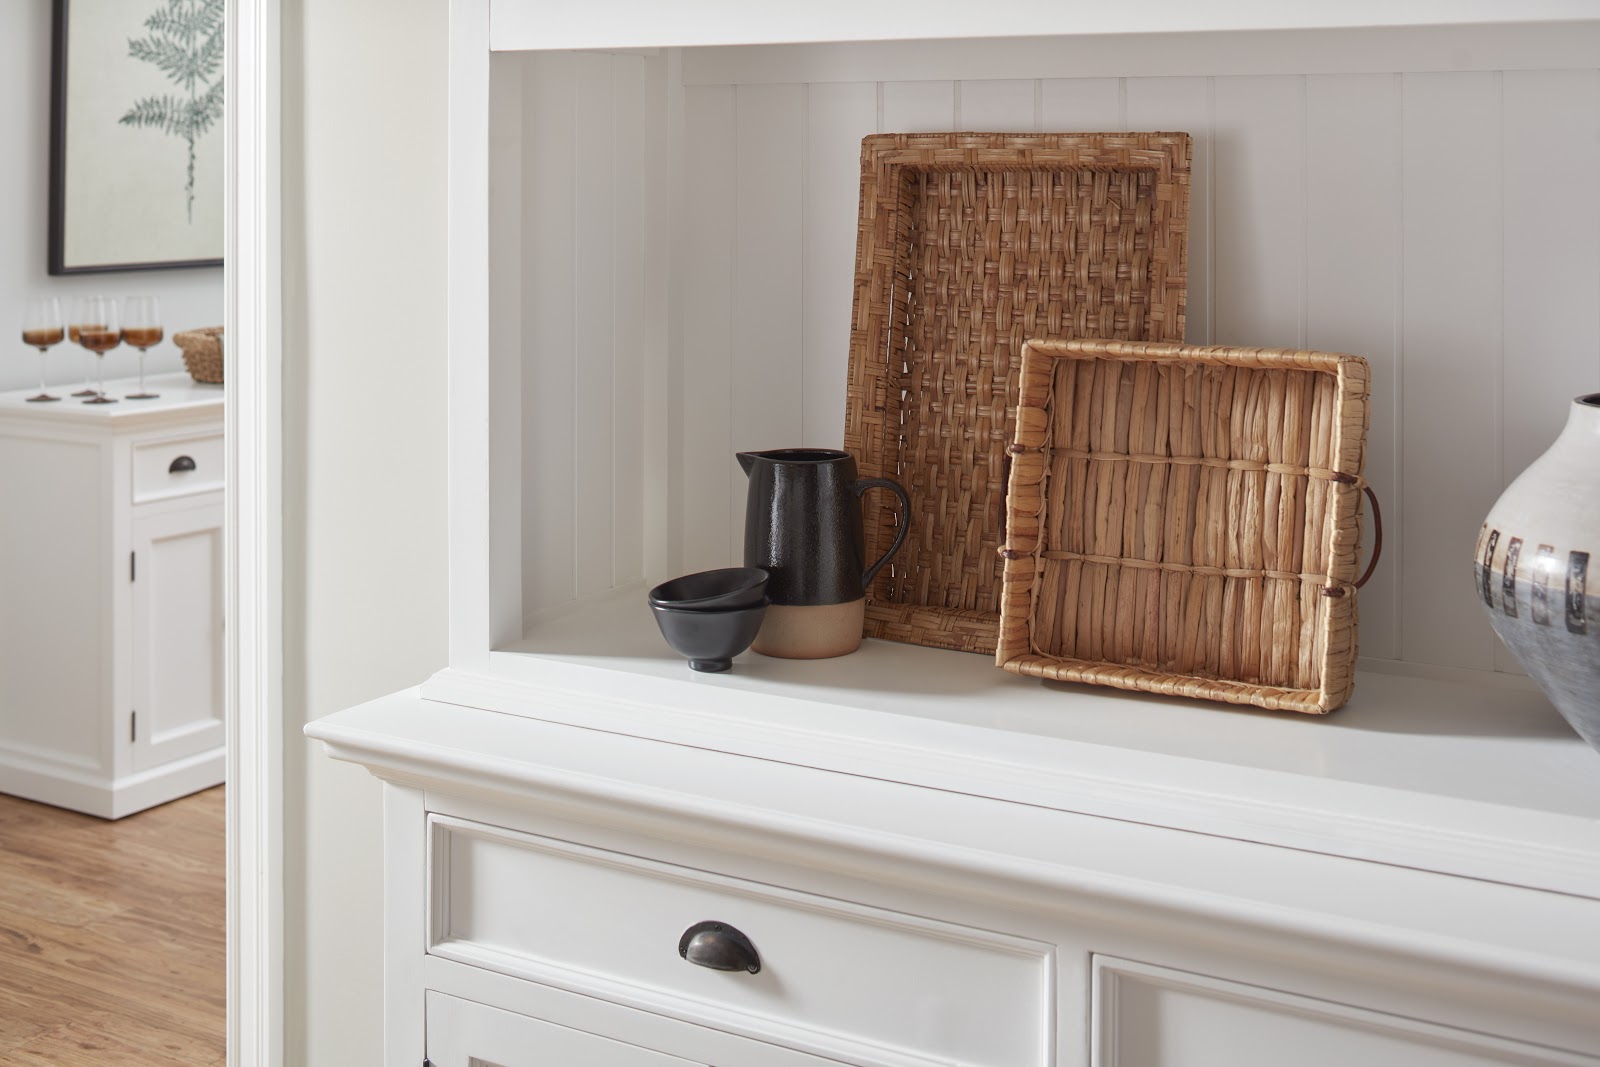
[752, 599, 865, 659]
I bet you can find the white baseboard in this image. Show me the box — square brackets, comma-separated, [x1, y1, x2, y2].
[0, 745, 226, 819]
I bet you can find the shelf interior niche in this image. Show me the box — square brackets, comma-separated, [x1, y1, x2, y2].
[487, 32, 1600, 698]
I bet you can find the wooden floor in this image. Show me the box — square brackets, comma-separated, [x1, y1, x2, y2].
[0, 787, 225, 1065]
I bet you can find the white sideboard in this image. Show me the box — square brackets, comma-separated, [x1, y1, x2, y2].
[307, 3, 1600, 1063]
[0, 373, 225, 818]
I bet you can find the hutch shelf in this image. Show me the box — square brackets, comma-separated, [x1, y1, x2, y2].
[309, 4, 1600, 1065]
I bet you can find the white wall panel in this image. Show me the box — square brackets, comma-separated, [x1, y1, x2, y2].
[681, 85, 739, 572]
[881, 80, 956, 132]
[523, 52, 577, 612]
[613, 55, 649, 588]
[958, 79, 1038, 129]
[731, 84, 807, 553]
[1212, 75, 1305, 350]
[573, 55, 618, 598]
[1123, 77, 1213, 346]
[1304, 73, 1400, 662]
[1041, 78, 1121, 130]
[803, 82, 878, 447]
[1400, 72, 1502, 670]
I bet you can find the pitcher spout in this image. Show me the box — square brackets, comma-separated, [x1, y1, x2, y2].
[737, 452, 759, 476]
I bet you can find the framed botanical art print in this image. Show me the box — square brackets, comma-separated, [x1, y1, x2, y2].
[49, 0, 224, 274]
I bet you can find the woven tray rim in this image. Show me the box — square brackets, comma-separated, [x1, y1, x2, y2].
[845, 132, 1193, 655]
[995, 338, 1371, 714]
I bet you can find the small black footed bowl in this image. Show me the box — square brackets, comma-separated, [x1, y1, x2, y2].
[648, 567, 769, 611]
[649, 600, 768, 673]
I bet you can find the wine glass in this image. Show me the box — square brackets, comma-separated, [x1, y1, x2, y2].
[21, 297, 65, 403]
[123, 296, 163, 400]
[72, 296, 121, 405]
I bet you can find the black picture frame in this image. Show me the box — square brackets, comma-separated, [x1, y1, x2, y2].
[48, 0, 224, 275]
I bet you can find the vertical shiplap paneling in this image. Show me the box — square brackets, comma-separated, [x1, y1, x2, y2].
[1304, 74, 1401, 662]
[656, 58, 1600, 679]
[731, 84, 807, 551]
[1498, 68, 1600, 672]
[572, 54, 617, 598]
[523, 52, 576, 613]
[1123, 77, 1213, 345]
[1401, 72, 1502, 670]
[611, 55, 648, 588]
[681, 85, 738, 571]
[803, 82, 878, 447]
[1212, 76, 1304, 348]
[1041, 78, 1120, 130]
[881, 81, 957, 131]
[958, 80, 1038, 129]
[490, 55, 526, 635]
[1501, 69, 1600, 482]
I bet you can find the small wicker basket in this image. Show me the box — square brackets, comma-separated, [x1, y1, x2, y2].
[996, 339, 1374, 713]
[173, 327, 224, 384]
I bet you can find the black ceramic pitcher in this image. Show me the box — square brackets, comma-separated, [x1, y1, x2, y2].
[736, 448, 910, 658]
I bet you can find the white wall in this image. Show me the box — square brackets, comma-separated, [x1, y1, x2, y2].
[0, 0, 221, 395]
[281, 0, 449, 1061]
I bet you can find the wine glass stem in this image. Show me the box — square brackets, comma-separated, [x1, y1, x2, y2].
[37, 350, 47, 394]
[137, 350, 146, 392]
[97, 355, 106, 397]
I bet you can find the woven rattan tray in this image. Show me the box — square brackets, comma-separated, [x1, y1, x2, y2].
[844, 132, 1192, 653]
[996, 339, 1371, 713]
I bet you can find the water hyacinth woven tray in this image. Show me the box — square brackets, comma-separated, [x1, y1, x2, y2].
[843, 132, 1192, 654]
[996, 339, 1372, 714]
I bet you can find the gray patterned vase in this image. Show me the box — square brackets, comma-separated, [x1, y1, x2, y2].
[1475, 393, 1600, 753]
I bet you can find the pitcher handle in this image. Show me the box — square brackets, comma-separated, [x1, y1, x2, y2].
[854, 477, 911, 590]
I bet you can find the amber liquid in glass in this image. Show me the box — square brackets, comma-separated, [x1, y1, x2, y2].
[123, 326, 163, 349]
[78, 329, 122, 353]
[22, 327, 65, 348]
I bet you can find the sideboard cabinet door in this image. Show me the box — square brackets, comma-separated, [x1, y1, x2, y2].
[1095, 957, 1596, 1067]
[130, 497, 225, 773]
[425, 992, 701, 1067]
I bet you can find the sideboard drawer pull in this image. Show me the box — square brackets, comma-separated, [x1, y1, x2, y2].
[168, 455, 197, 473]
[678, 921, 760, 974]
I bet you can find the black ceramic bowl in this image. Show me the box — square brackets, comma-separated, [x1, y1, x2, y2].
[648, 567, 769, 611]
[648, 600, 768, 673]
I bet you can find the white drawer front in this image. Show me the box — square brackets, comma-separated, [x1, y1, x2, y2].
[426, 991, 698, 1067]
[429, 816, 1053, 1067]
[1094, 956, 1598, 1067]
[132, 433, 223, 503]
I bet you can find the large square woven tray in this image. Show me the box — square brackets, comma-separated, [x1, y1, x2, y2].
[996, 339, 1371, 713]
[844, 132, 1192, 653]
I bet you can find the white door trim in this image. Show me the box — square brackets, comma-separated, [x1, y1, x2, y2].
[226, 0, 284, 1061]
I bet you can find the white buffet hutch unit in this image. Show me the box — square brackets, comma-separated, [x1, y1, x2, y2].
[0, 374, 225, 818]
[308, 6, 1600, 1066]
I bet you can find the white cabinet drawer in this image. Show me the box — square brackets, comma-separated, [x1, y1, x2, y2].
[429, 815, 1053, 1067]
[1094, 956, 1599, 1067]
[132, 433, 223, 502]
[426, 991, 697, 1067]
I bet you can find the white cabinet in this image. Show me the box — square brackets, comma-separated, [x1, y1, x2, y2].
[425, 994, 699, 1067]
[308, 3, 1600, 1065]
[130, 498, 225, 772]
[1092, 958, 1595, 1067]
[0, 374, 225, 817]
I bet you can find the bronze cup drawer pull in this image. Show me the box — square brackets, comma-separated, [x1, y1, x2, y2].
[678, 921, 760, 974]
[168, 455, 197, 473]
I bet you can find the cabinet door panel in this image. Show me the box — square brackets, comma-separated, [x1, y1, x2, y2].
[426, 991, 700, 1066]
[131, 500, 224, 772]
[1096, 957, 1596, 1067]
